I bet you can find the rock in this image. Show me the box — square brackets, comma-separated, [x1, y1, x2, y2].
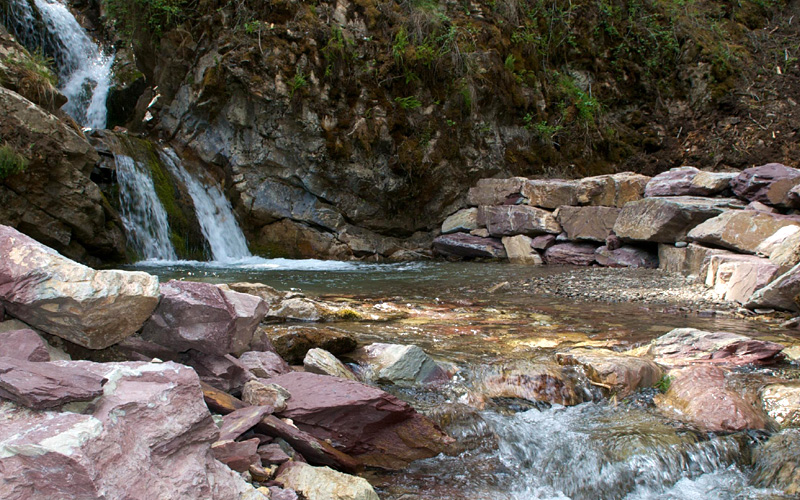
[0, 361, 265, 500]
[265, 372, 454, 469]
[556, 348, 663, 397]
[644, 167, 701, 197]
[267, 326, 358, 365]
[595, 245, 658, 268]
[731, 163, 800, 207]
[703, 254, 780, 303]
[220, 405, 275, 441]
[769, 228, 800, 269]
[474, 363, 582, 406]
[304, 348, 357, 380]
[556, 206, 621, 242]
[242, 380, 291, 412]
[521, 179, 579, 209]
[350, 343, 449, 386]
[256, 219, 351, 260]
[576, 172, 650, 207]
[531, 234, 557, 250]
[224, 282, 286, 307]
[687, 210, 800, 254]
[0, 328, 51, 362]
[605, 232, 622, 250]
[761, 382, 800, 429]
[543, 242, 598, 266]
[790, 184, 800, 207]
[470, 228, 490, 237]
[746, 200, 780, 213]
[259, 442, 292, 465]
[267, 297, 336, 322]
[0, 357, 106, 409]
[212, 438, 262, 472]
[647, 328, 784, 367]
[269, 487, 300, 500]
[756, 225, 800, 258]
[432, 233, 507, 259]
[142, 280, 267, 356]
[613, 197, 740, 244]
[478, 205, 561, 236]
[441, 208, 479, 234]
[751, 429, 800, 496]
[657, 243, 733, 279]
[501, 235, 543, 265]
[239, 351, 291, 379]
[184, 350, 254, 393]
[654, 365, 767, 432]
[0, 225, 159, 349]
[275, 462, 380, 500]
[746, 262, 800, 312]
[690, 171, 737, 195]
[466, 177, 526, 206]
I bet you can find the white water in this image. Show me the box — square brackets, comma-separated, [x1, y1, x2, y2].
[159, 148, 252, 262]
[114, 154, 178, 261]
[28, 0, 113, 128]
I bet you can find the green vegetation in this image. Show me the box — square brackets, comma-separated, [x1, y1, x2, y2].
[0, 49, 59, 110]
[394, 95, 423, 110]
[655, 375, 672, 393]
[104, 0, 189, 38]
[289, 71, 308, 98]
[0, 144, 28, 179]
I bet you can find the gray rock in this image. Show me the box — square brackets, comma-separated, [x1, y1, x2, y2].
[467, 177, 527, 206]
[769, 228, 800, 269]
[242, 380, 291, 412]
[478, 205, 561, 236]
[657, 242, 733, 279]
[351, 343, 449, 386]
[690, 171, 736, 195]
[303, 348, 357, 380]
[239, 351, 291, 378]
[274, 462, 380, 500]
[760, 382, 800, 429]
[576, 172, 650, 207]
[441, 208, 479, 234]
[755, 225, 800, 258]
[732, 163, 800, 207]
[751, 429, 800, 496]
[557, 206, 621, 242]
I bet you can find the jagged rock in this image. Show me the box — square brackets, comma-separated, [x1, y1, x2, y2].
[219, 406, 275, 441]
[184, 350, 254, 393]
[543, 242, 598, 266]
[521, 179, 578, 209]
[242, 380, 291, 412]
[644, 167, 701, 197]
[751, 429, 800, 496]
[267, 326, 357, 365]
[613, 197, 739, 244]
[595, 245, 658, 268]
[473, 364, 582, 406]
[501, 235, 543, 265]
[746, 200, 780, 213]
[746, 262, 800, 312]
[654, 365, 767, 432]
[687, 210, 800, 254]
[657, 243, 732, 278]
[212, 438, 262, 472]
[433, 233, 507, 259]
[556, 348, 663, 397]
[769, 228, 800, 269]
[0, 357, 106, 409]
[265, 372, 455, 469]
[259, 442, 292, 465]
[478, 205, 561, 237]
[249, 178, 344, 230]
[239, 351, 291, 378]
[0, 225, 159, 349]
[556, 206, 621, 242]
[761, 382, 800, 429]
[756, 226, 800, 258]
[304, 348, 357, 380]
[703, 254, 780, 303]
[141, 280, 267, 356]
[0, 328, 51, 362]
[576, 172, 650, 207]
[0, 361, 265, 500]
[690, 171, 736, 195]
[531, 234, 557, 250]
[350, 343, 448, 386]
[441, 208, 479, 234]
[466, 177, 526, 206]
[256, 219, 352, 260]
[275, 462, 380, 500]
[647, 328, 784, 367]
[732, 163, 800, 207]
[224, 282, 286, 307]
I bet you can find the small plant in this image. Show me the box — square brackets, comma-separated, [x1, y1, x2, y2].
[655, 375, 672, 393]
[289, 71, 308, 98]
[394, 95, 422, 110]
[0, 144, 28, 179]
[446, 119, 457, 127]
[335, 308, 363, 320]
[504, 54, 517, 71]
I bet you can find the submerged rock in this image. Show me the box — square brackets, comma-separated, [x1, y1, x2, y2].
[350, 343, 448, 386]
[760, 382, 800, 429]
[473, 364, 583, 407]
[647, 328, 784, 367]
[275, 462, 379, 500]
[556, 348, 663, 397]
[751, 429, 800, 495]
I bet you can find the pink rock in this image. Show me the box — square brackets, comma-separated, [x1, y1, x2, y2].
[649, 328, 784, 367]
[433, 233, 506, 259]
[220, 405, 274, 441]
[239, 351, 291, 378]
[269, 487, 300, 500]
[543, 243, 598, 266]
[212, 438, 262, 472]
[0, 357, 105, 409]
[595, 245, 658, 268]
[265, 372, 454, 469]
[141, 280, 268, 357]
[557, 206, 620, 242]
[259, 443, 292, 465]
[0, 329, 50, 362]
[732, 163, 800, 207]
[531, 234, 557, 250]
[645, 167, 700, 197]
[184, 350, 255, 393]
[747, 262, 800, 311]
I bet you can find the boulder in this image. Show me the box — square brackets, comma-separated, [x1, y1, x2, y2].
[219, 405, 275, 441]
[654, 365, 767, 432]
[687, 210, 800, 254]
[556, 206, 621, 242]
[441, 208, 479, 234]
[731, 163, 800, 207]
[275, 462, 380, 500]
[267, 297, 336, 322]
[761, 382, 800, 429]
[746, 262, 800, 312]
[531, 234, 557, 250]
[267, 326, 357, 365]
[595, 245, 658, 268]
[644, 167, 701, 197]
[223, 282, 286, 307]
[521, 179, 578, 209]
[473, 364, 582, 406]
[576, 172, 650, 207]
[755, 225, 800, 258]
[647, 328, 784, 367]
[703, 254, 780, 303]
[0, 225, 159, 349]
[466, 177, 526, 206]
[269, 487, 300, 500]
[259, 443, 292, 465]
[0, 328, 51, 362]
[657, 243, 732, 279]
[350, 343, 449, 386]
[183, 350, 254, 393]
[304, 348, 357, 380]
[141, 280, 267, 356]
[0, 361, 265, 500]
[501, 235, 543, 265]
[239, 351, 291, 379]
[265, 372, 454, 469]
[242, 380, 291, 412]
[212, 438, 262, 472]
[543, 242, 598, 266]
[769, 228, 800, 269]
[432, 233, 507, 259]
[478, 205, 561, 237]
[556, 348, 663, 397]
[690, 171, 736, 195]
[613, 197, 740, 244]
[0, 357, 106, 409]
[751, 429, 800, 496]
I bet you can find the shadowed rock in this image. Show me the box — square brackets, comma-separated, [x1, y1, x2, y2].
[433, 233, 507, 259]
[732, 163, 800, 207]
[0, 357, 105, 409]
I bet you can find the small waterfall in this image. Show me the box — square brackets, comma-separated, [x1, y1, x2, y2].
[159, 148, 252, 262]
[114, 154, 178, 261]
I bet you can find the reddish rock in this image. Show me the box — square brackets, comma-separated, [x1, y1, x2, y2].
[648, 328, 784, 367]
[556, 348, 663, 397]
[543, 242, 599, 266]
[265, 372, 454, 469]
[746, 262, 800, 312]
[557, 206, 621, 242]
[212, 438, 262, 472]
[645, 167, 701, 197]
[259, 443, 292, 465]
[220, 406, 274, 441]
[605, 232, 622, 251]
[239, 351, 291, 378]
[732, 163, 800, 207]
[269, 487, 300, 500]
[184, 350, 254, 393]
[433, 233, 506, 259]
[467, 177, 526, 206]
[531, 234, 557, 250]
[687, 210, 800, 254]
[703, 254, 780, 303]
[746, 201, 780, 213]
[595, 246, 658, 268]
[0, 357, 106, 409]
[0, 328, 51, 362]
[474, 364, 582, 406]
[478, 205, 561, 236]
[141, 280, 268, 357]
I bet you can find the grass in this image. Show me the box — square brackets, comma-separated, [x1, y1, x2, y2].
[0, 144, 28, 179]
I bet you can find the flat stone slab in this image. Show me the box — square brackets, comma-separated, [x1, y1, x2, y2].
[467, 177, 526, 206]
[478, 205, 561, 237]
[0, 357, 106, 409]
[557, 206, 621, 242]
[433, 233, 506, 259]
[687, 210, 800, 254]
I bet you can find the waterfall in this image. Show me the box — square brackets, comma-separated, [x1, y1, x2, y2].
[159, 148, 252, 262]
[4, 0, 113, 128]
[114, 154, 178, 261]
